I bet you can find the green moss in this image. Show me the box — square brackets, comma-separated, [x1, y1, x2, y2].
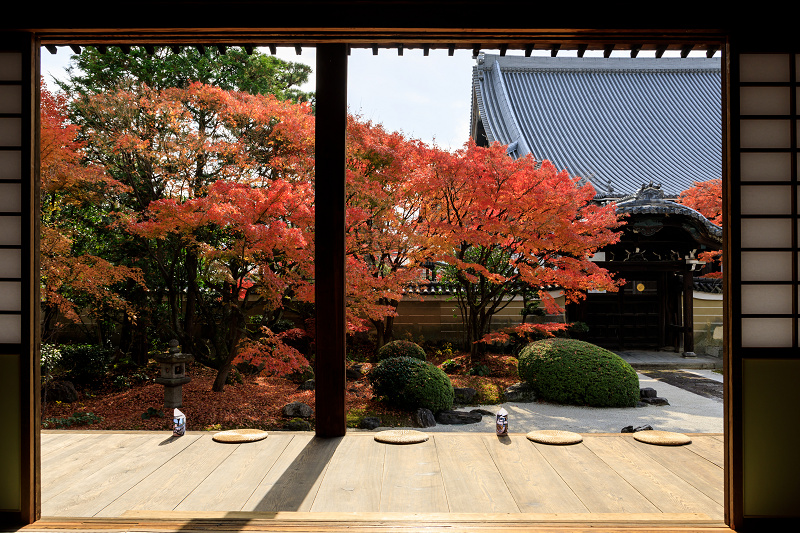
[376, 340, 427, 362]
[518, 338, 639, 407]
[368, 356, 454, 413]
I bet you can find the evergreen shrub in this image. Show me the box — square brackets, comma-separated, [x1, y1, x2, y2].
[376, 340, 427, 362]
[368, 356, 453, 412]
[518, 338, 639, 407]
[56, 344, 114, 385]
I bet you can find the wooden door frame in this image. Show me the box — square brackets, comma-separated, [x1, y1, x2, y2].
[4, 21, 739, 531]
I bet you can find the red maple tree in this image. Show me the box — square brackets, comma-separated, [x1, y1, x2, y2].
[678, 178, 723, 278]
[414, 141, 622, 362]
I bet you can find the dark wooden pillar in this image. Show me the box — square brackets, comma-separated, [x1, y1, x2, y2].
[314, 44, 347, 438]
[682, 270, 695, 354]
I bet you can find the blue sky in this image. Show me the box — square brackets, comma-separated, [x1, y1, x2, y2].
[40, 46, 715, 151]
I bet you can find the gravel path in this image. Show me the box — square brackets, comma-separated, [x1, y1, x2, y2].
[371, 371, 723, 434]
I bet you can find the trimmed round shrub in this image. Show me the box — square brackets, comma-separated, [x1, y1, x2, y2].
[517, 338, 639, 407]
[368, 356, 453, 412]
[376, 340, 426, 362]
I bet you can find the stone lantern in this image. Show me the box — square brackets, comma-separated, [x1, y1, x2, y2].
[154, 339, 193, 408]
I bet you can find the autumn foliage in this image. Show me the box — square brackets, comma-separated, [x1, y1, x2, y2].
[43, 77, 623, 388]
[678, 178, 723, 278]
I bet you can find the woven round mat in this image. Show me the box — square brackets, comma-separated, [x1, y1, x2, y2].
[212, 428, 268, 443]
[526, 430, 583, 445]
[633, 430, 692, 446]
[374, 429, 429, 444]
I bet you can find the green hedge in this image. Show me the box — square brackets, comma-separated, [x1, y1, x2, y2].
[376, 340, 427, 362]
[518, 338, 639, 407]
[368, 356, 453, 412]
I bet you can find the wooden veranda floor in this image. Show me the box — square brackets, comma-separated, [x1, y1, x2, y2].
[38, 430, 727, 531]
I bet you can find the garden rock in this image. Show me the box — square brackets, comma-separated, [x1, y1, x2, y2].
[640, 396, 670, 406]
[298, 379, 315, 391]
[640, 387, 657, 398]
[471, 408, 494, 416]
[42, 380, 78, 403]
[282, 401, 313, 419]
[504, 382, 536, 402]
[621, 424, 654, 433]
[435, 410, 482, 425]
[346, 364, 364, 380]
[359, 416, 381, 430]
[413, 408, 437, 428]
[284, 418, 311, 431]
[453, 387, 477, 404]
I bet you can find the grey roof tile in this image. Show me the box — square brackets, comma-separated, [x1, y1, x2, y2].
[472, 55, 722, 196]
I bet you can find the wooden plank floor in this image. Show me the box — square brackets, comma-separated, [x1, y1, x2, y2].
[40, 431, 725, 524]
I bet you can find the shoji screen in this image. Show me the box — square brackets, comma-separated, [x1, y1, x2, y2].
[735, 52, 800, 519]
[0, 35, 35, 523]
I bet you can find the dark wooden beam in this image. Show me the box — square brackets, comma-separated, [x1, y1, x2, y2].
[472, 43, 480, 56]
[630, 44, 641, 58]
[96, 44, 107, 54]
[372, 43, 378, 55]
[577, 44, 587, 57]
[217, 45, 226, 54]
[268, 44, 276, 55]
[244, 45, 254, 55]
[144, 44, 155, 55]
[524, 43, 534, 57]
[397, 43, 403, 56]
[69, 44, 81, 54]
[119, 44, 130, 54]
[295, 44, 302, 55]
[194, 44, 205, 55]
[681, 44, 693, 58]
[499, 44, 507, 56]
[603, 44, 614, 58]
[170, 45, 180, 54]
[44, 44, 57, 54]
[448, 43, 454, 56]
[655, 44, 667, 58]
[706, 44, 718, 58]
[314, 44, 347, 438]
[550, 43, 560, 57]
[682, 271, 694, 353]
[423, 44, 430, 56]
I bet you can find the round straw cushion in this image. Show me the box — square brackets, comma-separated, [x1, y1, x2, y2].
[212, 428, 268, 443]
[526, 430, 583, 445]
[633, 430, 691, 446]
[374, 429, 429, 444]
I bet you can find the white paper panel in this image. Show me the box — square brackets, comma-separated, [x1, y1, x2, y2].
[741, 152, 791, 181]
[0, 118, 22, 147]
[741, 87, 790, 115]
[0, 249, 21, 278]
[740, 119, 791, 149]
[741, 285, 792, 314]
[741, 251, 793, 281]
[0, 85, 21, 114]
[741, 185, 792, 215]
[0, 151, 21, 181]
[742, 219, 792, 248]
[0, 53, 21, 81]
[0, 282, 20, 311]
[741, 318, 793, 347]
[0, 314, 20, 343]
[0, 183, 21, 212]
[740, 54, 790, 82]
[0, 217, 21, 245]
